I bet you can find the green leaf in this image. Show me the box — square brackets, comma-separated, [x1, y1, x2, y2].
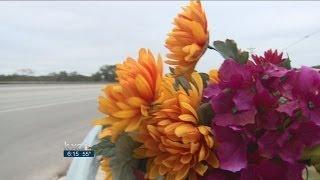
[302, 145, 320, 160]
[281, 57, 292, 69]
[239, 51, 249, 64]
[91, 138, 115, 157]
[109, 134, 141, 180]
[197, 102, 214, 126]
[199, 72, 209, 88]
[312, 65, 320, 69]
[137, 158, 148, 173]
[169, 67, 175, 74]
[315, 164, 320, 174]
[213, 39, 249, 64]
[213, 39, 238, 59]
[174, 76, 191, 93]
[302, 144, 320, 174]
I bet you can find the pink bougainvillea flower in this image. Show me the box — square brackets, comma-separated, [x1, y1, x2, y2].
[203, 169, 240, 180]
[205, 59, 257, 128]
[204, 49, 320, 179]
[212, 125, 247, 172]
[203, 160, 304, 180]
[287, 66, 320, 125]
[240, 160, 304, 180]
[258, 120, 320, 163]
[252, 49, 284, 65]
[218, 59, 255, 89]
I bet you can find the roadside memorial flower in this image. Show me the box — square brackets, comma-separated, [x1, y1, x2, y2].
[96, 48, 163, 142]
[165, 0, 209, 77]
[208, 69, 219, 84]
[91, 1, 320, 180]
[134, 73, 219, 179]
[204, 48, 320, 179]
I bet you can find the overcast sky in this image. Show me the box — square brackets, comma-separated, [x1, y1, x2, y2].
[0, 1, 319, 75]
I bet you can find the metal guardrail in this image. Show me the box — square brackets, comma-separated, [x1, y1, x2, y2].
[66, 126, 102, 180]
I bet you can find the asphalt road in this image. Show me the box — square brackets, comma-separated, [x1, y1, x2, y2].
[0, 84, 106, 180]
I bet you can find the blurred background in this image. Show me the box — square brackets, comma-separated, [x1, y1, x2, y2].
[0, 1, 319, 180]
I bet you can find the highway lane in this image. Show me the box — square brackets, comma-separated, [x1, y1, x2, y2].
[0, 84, 106, 180]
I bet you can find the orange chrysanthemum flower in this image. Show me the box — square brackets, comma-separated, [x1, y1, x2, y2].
[165, 0, 209, 77]
[96, 48, 163, 142]
[101, 158, 112, 180]
[134, 73, 219, 180]
[208, 69, 220, 84]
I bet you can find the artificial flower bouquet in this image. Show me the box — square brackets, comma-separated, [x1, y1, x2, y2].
[92, 1, 320, 179]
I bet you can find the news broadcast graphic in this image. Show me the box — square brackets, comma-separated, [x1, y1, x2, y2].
[64, 141, 94, 158]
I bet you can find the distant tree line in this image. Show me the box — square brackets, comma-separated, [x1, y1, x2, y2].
[0, 65, 117, 82]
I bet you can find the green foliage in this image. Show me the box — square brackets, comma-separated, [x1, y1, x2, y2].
[280, 57, 292, 69]
[174, 76, 192, 92]
[93, 134, 142, 180]
[312, 65, 320, 69]
[197, 102, 214, 126]
[91, 72, 102, 81]
[169, 67, 175, 74]
[199, 72, 209, 88]
[302, 144, 320, 174]
[99, 65, 116, 82]
[173, 73, 209, 95]
[213, 39, 249, 64]
[91, 138, 115, 157]
[0, 71, 93, 82]
[92, 134, 148, 179]
[0, 64, 117, 82]
[109, 134, 141, 180]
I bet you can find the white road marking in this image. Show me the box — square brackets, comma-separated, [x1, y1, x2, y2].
[0, 98, 96, 113]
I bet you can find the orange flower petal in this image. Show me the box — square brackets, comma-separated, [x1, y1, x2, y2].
[127, 97, 147, 107]
[193, 163, 208, 176]
[165, 0, 208, 77]
[174, 124, 196, 137]
[179, 114, 197, 123]
[111, 109, 139, 119]
[135, 74, 154, 100]
[207, 151, 219, 168]
[175, 165, 189, 180]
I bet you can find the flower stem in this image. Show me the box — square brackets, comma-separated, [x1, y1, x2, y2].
[207, 44, 217, 51]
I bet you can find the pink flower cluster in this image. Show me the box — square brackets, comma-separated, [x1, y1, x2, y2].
[204, 50, 320, 179]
